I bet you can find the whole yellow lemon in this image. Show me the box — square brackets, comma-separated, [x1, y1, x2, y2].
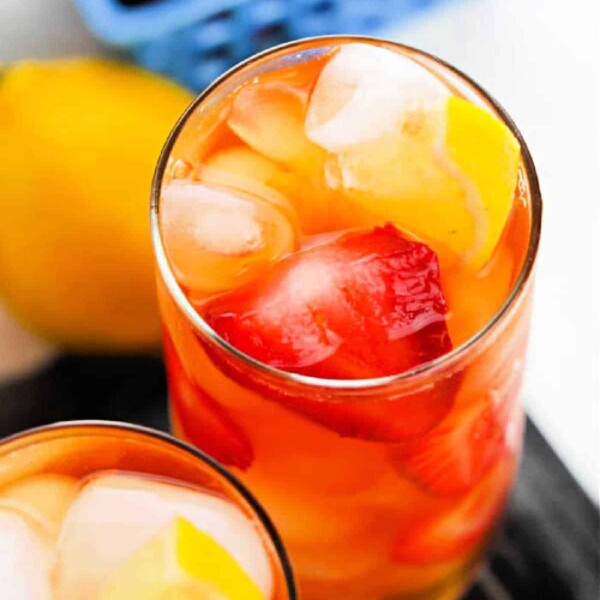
[0, 59, 193, 352]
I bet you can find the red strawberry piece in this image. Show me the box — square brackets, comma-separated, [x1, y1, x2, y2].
[163, 333, 254, 470]
[389, 363, 524, 497]
[204, 224, 452, 377]
[392, 460, 514, 565]
[202, 224, 456, 441]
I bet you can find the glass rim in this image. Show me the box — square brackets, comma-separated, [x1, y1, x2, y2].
[150, 34, 542, 391]
[0, 419, 298, 600]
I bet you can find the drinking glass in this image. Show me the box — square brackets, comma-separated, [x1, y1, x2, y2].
[151, 36, 542, 600]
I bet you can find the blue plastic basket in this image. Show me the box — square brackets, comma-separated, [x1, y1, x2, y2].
[75, 0, 445, 90]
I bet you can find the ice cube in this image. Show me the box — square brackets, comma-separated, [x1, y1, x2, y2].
[203, 145, 360, 235]
[305, 43, 449, 152]
[228, 80, 325, 172]
[199, 146, 300, 223]
[55, 473, 273, 600]
[304, 44, 475, 259]
[161, 179, 297, 296]
[0, 509, 53, 600]
[1, 474, 78, 539]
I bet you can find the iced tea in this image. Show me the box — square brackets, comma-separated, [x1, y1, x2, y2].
[152, 38, 541, 600]
[0, 422, 296, 599]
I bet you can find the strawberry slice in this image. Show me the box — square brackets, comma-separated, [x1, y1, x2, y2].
[389, 363, 524, 496]
[163, 333, 254, 470]
[203, 224, 452, 377]
[392, 460, 514, 565]
[202, 224, 455, 441]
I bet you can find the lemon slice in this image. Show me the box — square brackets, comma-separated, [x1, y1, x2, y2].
[305, 44, 521, 269]
[97, 516, 267, 600]
[445, 96, 521, 268]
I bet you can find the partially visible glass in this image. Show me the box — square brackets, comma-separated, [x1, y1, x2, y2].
[151, 37, 542, 600]
[0, 421, 296, 599]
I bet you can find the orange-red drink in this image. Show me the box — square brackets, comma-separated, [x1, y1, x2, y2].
[0, 422, 296, 599]
[151, 37, 541, 600]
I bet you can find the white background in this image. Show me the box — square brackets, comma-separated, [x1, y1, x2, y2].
[1, 0, 598, 500]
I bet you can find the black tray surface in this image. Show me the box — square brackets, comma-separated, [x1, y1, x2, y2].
[1, 354, 598, 599]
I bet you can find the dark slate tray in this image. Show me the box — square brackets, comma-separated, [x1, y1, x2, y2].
[0, 354, 598, 599]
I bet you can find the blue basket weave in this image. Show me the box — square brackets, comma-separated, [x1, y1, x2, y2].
[75, 0, 445, 91]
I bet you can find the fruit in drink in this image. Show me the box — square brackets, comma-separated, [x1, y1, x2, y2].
[204, 224, 451, 379]
[97, 517, 265, 600]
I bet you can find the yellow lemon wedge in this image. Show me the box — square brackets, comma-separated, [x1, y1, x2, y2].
[444, 96, 521, 268]
[97, 516, 267, 600]
[305, 44, 521, 269]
